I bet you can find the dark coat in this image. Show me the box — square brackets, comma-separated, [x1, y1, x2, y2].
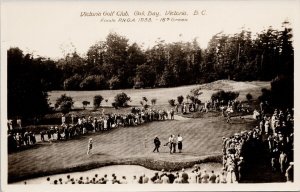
[154, 137, 161, 146]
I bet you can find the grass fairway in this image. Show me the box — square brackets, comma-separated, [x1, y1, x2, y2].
[8, 114, 257, 183]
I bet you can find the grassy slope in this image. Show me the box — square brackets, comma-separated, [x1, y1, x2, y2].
[48, 80, 270, 109]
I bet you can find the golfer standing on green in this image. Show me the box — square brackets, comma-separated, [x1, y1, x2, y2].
[87, 138, 93, 155]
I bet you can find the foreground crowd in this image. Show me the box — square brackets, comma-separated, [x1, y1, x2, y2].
[222, 107, 294, 183]
[41, 167, 229, 185]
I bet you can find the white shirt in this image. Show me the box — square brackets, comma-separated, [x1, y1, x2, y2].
[62, 116, 66, 123]
[189, 172, 197, 183]
[120, 178, 127, 184]
[17, 119, 22, 127]
[177, 136, 183, 142]
[103, 120, 108, 128]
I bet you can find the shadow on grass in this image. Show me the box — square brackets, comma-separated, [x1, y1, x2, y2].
[91, 152, 111, 157]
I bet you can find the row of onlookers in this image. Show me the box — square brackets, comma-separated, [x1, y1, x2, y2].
[32, 167, 233, 185]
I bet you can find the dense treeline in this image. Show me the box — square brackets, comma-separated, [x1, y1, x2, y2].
[9, 21, 293, 91]
[7, 21, 294, 118]
[7, 48, 50, 118]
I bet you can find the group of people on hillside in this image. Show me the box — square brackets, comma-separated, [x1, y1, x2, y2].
[175, 102, 200, 114]
[173, 99, 243, 115]
[222, 107, 294, 183]
[153, 134, 183, 154]
[41, 166, 228, 185]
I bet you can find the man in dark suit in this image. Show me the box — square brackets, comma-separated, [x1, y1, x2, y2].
[153, 135, 161, 152]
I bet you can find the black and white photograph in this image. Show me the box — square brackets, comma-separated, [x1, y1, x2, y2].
[1, 0, 299, 191]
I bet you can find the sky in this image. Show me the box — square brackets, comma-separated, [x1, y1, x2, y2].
[1, 0, 299, 59]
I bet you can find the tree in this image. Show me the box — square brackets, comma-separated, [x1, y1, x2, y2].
[82, 101, 90, 109]
[7, 24, 294, 93]
[190, 38, 203, 83]
[188, 95, 201, 104]
[278, 21, 293, 76]
[151, 98, 157, 106]
[86, 41, 106, 73]
[142, 97, 148, 103]
[158, 65, 176, 87]
[55, 94, 74, 114]
[140, 97, 149, 109]
[134, 64, 156, 88]
[93, 95, 104, 109]
[270, 75, 293, 108]
[114, 92, 131, 107]
[109, 76, 121, 90]
[39, 58, 63, 90]
[104, 32, 129, 88]
[177, 95, 184, 105]
[146, 39, 168, 86]
[168, 99, 176, 106]
[258, 88, 272, 104]
[80, 75, 107, 90]
[126, 43, 146, 86]
[167, 42, 189, 85]
[211, 90, 239, 104]
[58, 52, 87, 80]
[246, 93, 253, 103]
[63, 74, 83, 90]
[7, 47, 50, 119]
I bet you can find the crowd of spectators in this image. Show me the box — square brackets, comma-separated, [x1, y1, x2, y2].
[222, 107, 294, 183]
[8, 128, 36, 152]
[42, 107, 175, 141]
[8, 107, 175, 149]
[39, 167, 229, 185]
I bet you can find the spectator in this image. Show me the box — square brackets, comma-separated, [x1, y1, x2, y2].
[209, 170, 217, 183]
